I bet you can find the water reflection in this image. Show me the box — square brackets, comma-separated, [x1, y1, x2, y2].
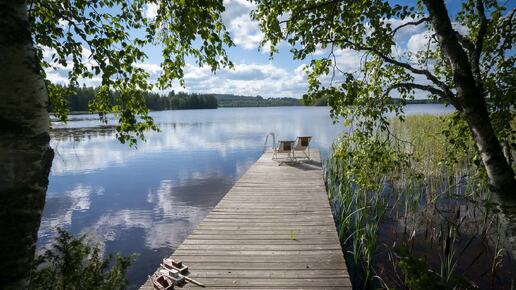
[39, 105, 453, 289]
[38, 184, 96, 245]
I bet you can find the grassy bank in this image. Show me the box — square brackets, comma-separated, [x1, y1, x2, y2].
[326, 114, 515, 289]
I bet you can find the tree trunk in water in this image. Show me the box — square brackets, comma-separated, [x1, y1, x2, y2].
[502, 141, 512, 166]
[461, 94, 516, 196]
[0, 0, 54, 288]
[424, 0, 516, 198]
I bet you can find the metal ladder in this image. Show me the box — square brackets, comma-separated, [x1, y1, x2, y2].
[263, 132, 276, 153]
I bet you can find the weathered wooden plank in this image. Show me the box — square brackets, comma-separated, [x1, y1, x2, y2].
[153, 277, 351, 287]
[182, 239, 340, 246]
[170, 254, 344, 263]
[173, 250, 344, 256]
[178, 244, 343, 251]
[140, 150, 351, 289]
[185, 269, 350, 278]
[195, 224, 336, 228]
[196, 223, 334, 228]
[176, 261, 347, 270]
[185, 235, 338, 240]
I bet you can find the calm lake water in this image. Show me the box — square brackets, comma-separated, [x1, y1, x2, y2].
[38, 105, 453, 289]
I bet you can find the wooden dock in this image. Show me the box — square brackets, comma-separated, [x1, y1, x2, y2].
[141, 149, 351, 289]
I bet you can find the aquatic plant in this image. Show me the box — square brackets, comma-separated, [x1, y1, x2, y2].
[326, 114, 515, 289]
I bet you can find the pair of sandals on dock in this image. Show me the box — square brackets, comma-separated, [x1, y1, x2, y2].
[272, 136, 312, 163]
[151, 258, 204, 289]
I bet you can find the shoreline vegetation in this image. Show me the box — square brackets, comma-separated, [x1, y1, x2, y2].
[326, 114, 515, 289]
[55, 85, 443, 115]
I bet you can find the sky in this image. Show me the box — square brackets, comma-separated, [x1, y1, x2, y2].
[43, 0, 513, 99]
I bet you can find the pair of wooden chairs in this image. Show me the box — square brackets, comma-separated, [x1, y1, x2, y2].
[272, 136, 312, 162]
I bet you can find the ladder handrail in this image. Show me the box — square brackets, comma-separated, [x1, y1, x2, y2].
[263, 132, 276, 152]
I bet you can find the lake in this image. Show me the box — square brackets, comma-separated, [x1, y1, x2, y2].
[38, 104, 453, 289]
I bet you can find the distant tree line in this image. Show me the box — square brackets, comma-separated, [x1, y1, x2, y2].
[145, 91, 218, 110]
[62, 85, 218, 111]
[61, 86, 308, 112]
[60, 86, 446, 112]
[214, 94, 301, 107]
[304, 95, 443, 106]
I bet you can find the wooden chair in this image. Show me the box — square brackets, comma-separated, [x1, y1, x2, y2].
[293, 136, 312, 160]
[273, 140, 295, 164]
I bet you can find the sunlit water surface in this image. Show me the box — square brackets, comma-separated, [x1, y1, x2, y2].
[38, 105, 453, 289]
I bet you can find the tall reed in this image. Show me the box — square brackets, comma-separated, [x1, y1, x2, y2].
[326, 114, 515, 289]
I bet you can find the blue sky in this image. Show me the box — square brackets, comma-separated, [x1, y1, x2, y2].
[44, 0, 514, 99]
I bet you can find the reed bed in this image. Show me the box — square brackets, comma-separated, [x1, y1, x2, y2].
[326, 114, 515, 289]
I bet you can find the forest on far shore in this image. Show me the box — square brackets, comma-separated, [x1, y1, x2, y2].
[61, 85, 441, 112]
[62, 85, 303, 111]
[64, 86, 218, 111]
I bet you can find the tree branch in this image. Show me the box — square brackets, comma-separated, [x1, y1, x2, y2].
[455, 31, 475, 53]
[391, 17, 429, 36]
[280, 0, 344, 24]
[384, 82, 443, 97]
[384, 82, 462, 110]
[321, 36, 456, 100]
[423, 0, 481, 103]
[377, 53, 450, 91]
[474, 0, 488, 63]
[471, 0, 488, 85]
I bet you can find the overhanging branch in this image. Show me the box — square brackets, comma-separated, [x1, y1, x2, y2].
[471, 0, 488, 85]
[321, 37, 453, 96]
[384, 82, 461, 110]
[391, 17, 430, 36]
[474, 0, 488, 63]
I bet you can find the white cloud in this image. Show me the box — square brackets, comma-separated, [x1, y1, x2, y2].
[223, 0, 255, 20]
[134, 63, 162, 77]
[313, 44, 329, 56]
[407, 31, 432, 53]
[179, 62, 306, 98]
[223, 0, 264, 51]
[144, 3, 159, 19]
[227, 11, 263, 50]
[452, 23, 468, 36]
[334, 48, 363, 72]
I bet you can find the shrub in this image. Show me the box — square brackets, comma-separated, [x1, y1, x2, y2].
[31, 228, 135, 290]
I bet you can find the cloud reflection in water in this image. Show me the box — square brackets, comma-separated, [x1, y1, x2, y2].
[39, 106, 452, 289]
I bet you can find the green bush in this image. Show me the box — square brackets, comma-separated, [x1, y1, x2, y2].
[31, 228, 135, 290]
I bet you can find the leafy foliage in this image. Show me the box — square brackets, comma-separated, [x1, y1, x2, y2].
[30, 228, 135, 290]
[252, 0, 515, 166]
[29, 0, 233, 145]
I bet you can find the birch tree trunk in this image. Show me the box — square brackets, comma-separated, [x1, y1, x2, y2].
[0, 0, 54, 288]
[423, 0, 516, 197]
